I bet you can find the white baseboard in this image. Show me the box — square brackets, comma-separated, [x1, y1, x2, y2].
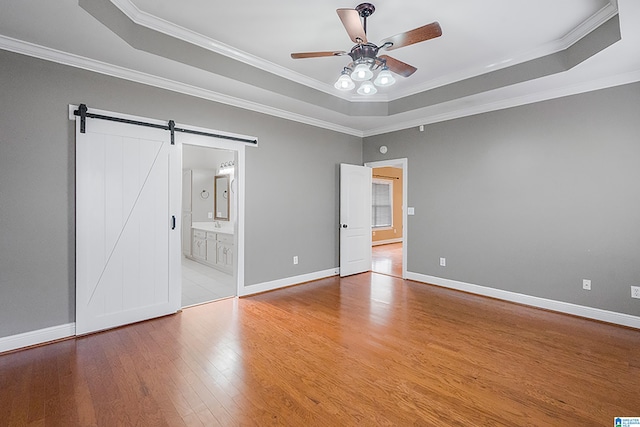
[240, 268, 339, 297]
[406, 272, 640, 329]
[372, 238, 403, 246]
[0, 323, 76, 354]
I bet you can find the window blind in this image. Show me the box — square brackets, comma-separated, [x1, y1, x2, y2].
[372, 181, 392, 227]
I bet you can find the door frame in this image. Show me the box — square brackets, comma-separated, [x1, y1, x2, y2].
[365, 158, 408, 279]
[176, 126, 250, 297]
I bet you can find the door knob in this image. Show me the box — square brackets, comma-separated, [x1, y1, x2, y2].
[342, 224, 348, 228]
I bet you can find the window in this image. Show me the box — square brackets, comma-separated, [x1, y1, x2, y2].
[372, 179, 393, 228]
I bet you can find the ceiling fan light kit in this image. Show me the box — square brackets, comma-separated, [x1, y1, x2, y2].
[351, 62, 374, 81]
[374, 66, 395, 87]
[291, 3, 442, 96]
[334, 69, 356, 90]
[357, 80, 378, 95]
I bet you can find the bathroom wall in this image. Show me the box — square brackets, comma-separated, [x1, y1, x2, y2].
[190, 169, 215, 222]
[183, 145, 235, 223]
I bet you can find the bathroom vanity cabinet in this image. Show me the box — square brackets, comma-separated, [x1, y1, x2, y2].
[190, 226, 234, 274]
[192, 229, 208, 262]
[215, 233, 234, 273]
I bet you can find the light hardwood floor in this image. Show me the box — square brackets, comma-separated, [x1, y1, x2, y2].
[372, 242, 403, 278]
[1, 273, 639, 426]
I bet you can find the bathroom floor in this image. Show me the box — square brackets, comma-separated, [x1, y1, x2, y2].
[181, 257, 236, 307]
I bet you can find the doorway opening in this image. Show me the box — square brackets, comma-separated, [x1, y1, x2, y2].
[365, 159, 407, 279]
[181, 144, 237, 306]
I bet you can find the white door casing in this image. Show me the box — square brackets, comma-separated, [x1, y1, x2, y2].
[365, 158, 408, 279]
[340, 163, 372, 277]
[176, 129, 248, 298]
[75, 111, 181, 335]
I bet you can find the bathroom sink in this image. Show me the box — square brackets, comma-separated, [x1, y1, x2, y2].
[191, 221, 234, 234]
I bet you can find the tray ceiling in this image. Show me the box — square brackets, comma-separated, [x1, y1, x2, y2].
[1, 0, 639, 136]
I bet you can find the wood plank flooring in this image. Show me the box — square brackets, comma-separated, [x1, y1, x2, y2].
[1, 273, 639, 426]
[372, 243, 403, 278]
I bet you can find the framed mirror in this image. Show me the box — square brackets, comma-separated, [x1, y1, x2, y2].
[214, 175, 229, 220]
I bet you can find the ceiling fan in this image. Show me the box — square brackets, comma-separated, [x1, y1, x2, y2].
[290, 3, 442, 95]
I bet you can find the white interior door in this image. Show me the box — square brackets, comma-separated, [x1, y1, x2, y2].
[340, 163, 372, 277]
[75, 113, 180, 335]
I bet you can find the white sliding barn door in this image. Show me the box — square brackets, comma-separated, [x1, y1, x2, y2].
[75, 113, 180, 335]
[340, 163, 372, 277]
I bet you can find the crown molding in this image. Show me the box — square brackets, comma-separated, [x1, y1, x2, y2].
[2, 25, 637, 140]
[0, 35, 363, 137]
[387, 1, 620, 100]
[112, 0, 618, 103]
[363, 67, 640, 137]
[110, 0, 351, 100]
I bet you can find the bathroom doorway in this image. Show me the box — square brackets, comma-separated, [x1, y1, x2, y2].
[181, 144, 237, 307]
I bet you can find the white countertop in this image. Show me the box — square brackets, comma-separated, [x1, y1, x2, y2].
[191, 221, 234, 235]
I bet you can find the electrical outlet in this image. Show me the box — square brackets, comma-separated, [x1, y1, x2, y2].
[208, 212, 213, 219]
[439, 257, 446, 267]
[293, 256, 298, 265]
[582, 279, 591, 291]
[631, 286, 640, 299]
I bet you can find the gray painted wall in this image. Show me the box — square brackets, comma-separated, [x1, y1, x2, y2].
[0, 49, 361, 338]
[364, 82, 640, 316]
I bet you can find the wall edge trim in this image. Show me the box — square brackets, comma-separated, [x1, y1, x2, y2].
[406, 272, 640, 330]
[240, 268, 339, 297]
[0, 323, 76, 354]
[372, 238, 403, 246]
[0, 35, 363, 137]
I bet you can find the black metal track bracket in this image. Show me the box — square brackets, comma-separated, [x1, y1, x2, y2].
[168, 120, 175, 145]
[78, 104, 88, 133]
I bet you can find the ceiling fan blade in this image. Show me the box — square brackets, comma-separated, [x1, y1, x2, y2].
[291, 51, 347, 59]
[337, 8, 367, 43]
[379, 55, 417, 77]
[380, 22, 442, 51]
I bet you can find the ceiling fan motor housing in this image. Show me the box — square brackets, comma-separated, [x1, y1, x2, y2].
[349, 43, 379, 64]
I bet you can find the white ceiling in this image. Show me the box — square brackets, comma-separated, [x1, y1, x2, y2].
[1, 0, 639, 136]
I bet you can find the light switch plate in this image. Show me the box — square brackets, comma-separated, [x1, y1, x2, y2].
[408, 207, 415, 215]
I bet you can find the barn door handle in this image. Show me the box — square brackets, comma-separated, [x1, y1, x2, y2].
[171, 215, 176, 230]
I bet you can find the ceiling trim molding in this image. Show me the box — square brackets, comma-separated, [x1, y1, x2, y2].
[2, 29, 637, 140]
[112, 0, 618, 103]
[363, 67, 640, 137]
[110, 0, 351, 101]
[0, 35, 363, 137]
[387, 2, 619, 100]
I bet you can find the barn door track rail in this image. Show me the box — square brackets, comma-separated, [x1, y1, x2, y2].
[73, 104, 258, 145]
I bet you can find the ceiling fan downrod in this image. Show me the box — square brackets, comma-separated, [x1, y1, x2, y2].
[355, 3, 375, 36]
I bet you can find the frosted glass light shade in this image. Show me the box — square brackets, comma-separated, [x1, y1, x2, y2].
[357, 80, 378, 95]
[374, 68, 396, 87]
[351, 63, 374, 81]
[334, 73, 355, 90]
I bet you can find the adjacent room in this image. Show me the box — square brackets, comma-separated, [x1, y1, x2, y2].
[1, 0, 639, 425]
